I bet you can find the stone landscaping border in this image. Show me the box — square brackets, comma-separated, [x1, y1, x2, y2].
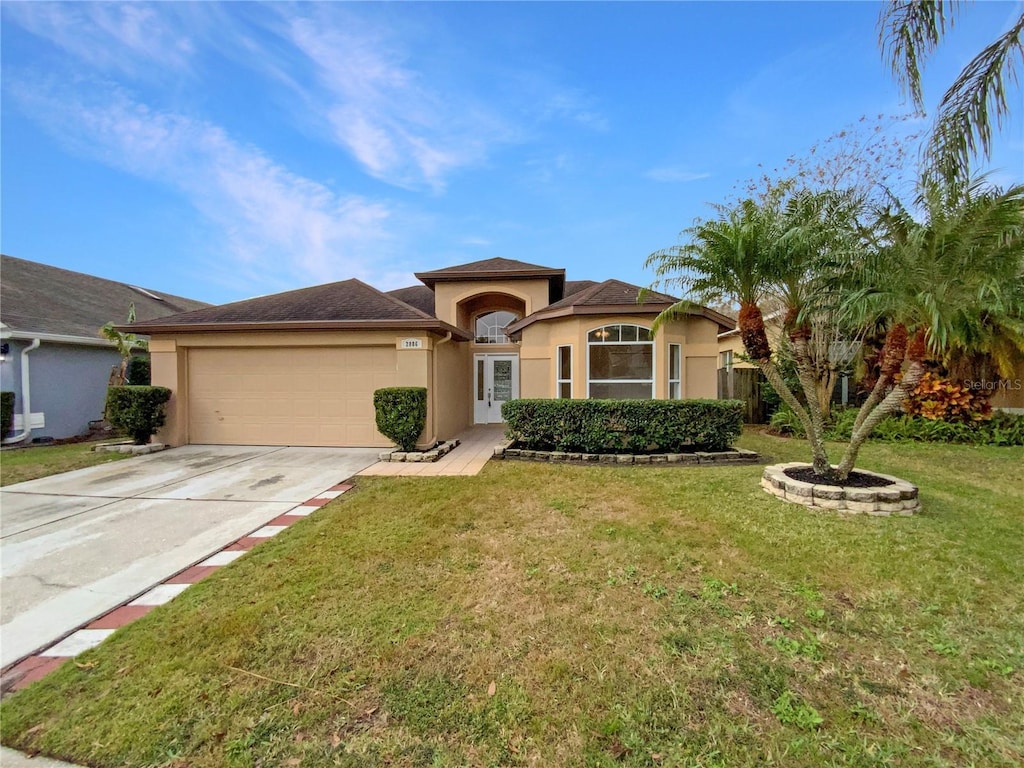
[93, 442, 166, 456]
[494, 441, 759, 466]
[761, 462, 920, 515]
[378, 439, 460, 463]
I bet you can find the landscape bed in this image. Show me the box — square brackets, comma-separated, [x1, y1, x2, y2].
[1, 430, 1021, 767]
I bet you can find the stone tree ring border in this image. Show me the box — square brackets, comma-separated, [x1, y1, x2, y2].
[761, 462, 920, 515]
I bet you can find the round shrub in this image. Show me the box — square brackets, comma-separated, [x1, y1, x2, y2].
[374, 387, 427, 451]
[105, 385, 171, 445]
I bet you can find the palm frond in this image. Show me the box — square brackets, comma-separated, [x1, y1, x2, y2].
[879, 0, 958, 109]
[925, 11, 1024, 184]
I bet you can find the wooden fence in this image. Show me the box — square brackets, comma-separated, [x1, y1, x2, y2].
[718, 367, 766, 424]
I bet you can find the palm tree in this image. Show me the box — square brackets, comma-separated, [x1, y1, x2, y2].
[835, 177, 1024, 475]
[648, 179, 1023, 483]
[879, 1, 1024, 184]
[100, 302, 148, 385]
[647, 188, 861, 477]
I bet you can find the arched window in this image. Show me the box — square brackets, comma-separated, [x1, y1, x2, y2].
[475, 310, 519, 344]
[587, 324, 654, 399]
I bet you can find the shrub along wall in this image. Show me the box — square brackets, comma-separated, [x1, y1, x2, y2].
[502, 399, 744, 454]
[127, 356, 151, 386]
[105, 386, 171, 445]
[1, 391, 14, 438]
[374, 387, 427, 451]
[770, 405, 1024, 446]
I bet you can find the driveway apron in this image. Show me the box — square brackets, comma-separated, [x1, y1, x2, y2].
[1, 445, 378, 668]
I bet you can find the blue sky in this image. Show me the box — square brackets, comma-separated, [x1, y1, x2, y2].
[2, 1, 1022, 306]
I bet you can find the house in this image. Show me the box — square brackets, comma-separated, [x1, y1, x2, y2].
[126, 258, 735, 449]
[0, 255, 210, 442]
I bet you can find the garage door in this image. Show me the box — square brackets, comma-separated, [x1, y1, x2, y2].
[188, 347, 397, 446]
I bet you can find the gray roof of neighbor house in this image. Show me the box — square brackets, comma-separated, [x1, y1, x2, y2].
[125, 278, 473, 340]
[506, 278, 736, 335]
[0, 254, 210, 344]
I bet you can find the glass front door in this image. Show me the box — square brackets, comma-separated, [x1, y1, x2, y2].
[474, 354, 519, 424]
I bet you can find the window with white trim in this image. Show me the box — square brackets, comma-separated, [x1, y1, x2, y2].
[587, 324, 654, 399]
[475, 310, 519, 343]
[720, 350, 734, 372]
[556, 345, 572, 398]
[668, 343, 682, 399]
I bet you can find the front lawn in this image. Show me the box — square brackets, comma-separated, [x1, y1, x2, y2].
[0, 441, 129, 486]
[2, 431, 1022, 766]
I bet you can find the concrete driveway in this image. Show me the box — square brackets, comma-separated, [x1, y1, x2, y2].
[1, 445, 378, 668]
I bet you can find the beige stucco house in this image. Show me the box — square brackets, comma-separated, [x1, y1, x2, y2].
[127, 258, 734, 449]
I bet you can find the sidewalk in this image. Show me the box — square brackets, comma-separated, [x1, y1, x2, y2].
[1, 747, 84, 767]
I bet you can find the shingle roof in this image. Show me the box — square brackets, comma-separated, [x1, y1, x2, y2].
[563, 279, 597, 298]
[124, 277, 473, 340]
[130, 279, 429, 326]
[387, 285, 435, 316]
[0, 254, 210, 341]
[545, 279, 678, 311]
[414, 257, 565, 290]
[417, 256, 559, 277]
[505, 278, 735, 335]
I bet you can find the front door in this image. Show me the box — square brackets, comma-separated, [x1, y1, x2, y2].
[474, 354, 519, 424]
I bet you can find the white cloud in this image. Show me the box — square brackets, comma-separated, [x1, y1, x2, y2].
[645, 167, 711, 183]
[10, 78, 397, 293]
[3, 2, 197, 75]
[460, 236, 492, 247]
[283, 11, 519, 191]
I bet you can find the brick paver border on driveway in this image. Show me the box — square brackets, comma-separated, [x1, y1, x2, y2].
[1, 483, 354, 694]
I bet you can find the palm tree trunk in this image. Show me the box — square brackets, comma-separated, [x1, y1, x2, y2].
[835, 360, 926, 478]
[790, 334, 833, 477]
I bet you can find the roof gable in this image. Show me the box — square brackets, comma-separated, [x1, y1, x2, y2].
[545, 279, 678, 311]
[0, 254, 209, 341]
[506, 278, 734, 335]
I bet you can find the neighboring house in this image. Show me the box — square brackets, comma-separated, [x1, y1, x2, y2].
[0, 255, 210, 442]
[127, 257, 735, 449]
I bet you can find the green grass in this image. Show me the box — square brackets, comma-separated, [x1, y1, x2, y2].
[0, 441, 129, 486]
[2, 430, 1022, 767]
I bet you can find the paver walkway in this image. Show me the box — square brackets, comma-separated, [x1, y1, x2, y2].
[357, 424, 506, 477]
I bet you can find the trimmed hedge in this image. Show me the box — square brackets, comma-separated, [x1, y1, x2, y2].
[1, 391, 14, 438]
[770, 406, 1024, 446]
[105, 386, 171, 445]
[502, 399, 745, 453]
[127, 356, 151, 386]
[374, 387, 427, 451]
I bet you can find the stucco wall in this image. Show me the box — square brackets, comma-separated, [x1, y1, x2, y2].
[434, 279, 550, 326]
[434, 339, 472, 440]
[518, 313, 721, 400]
[149, 330, 466, 447]
[0, 339, 120, 440]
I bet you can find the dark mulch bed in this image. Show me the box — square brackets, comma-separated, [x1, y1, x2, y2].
[785, 466, 896, 488]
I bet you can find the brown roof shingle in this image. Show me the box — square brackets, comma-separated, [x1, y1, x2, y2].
[505, 278, 734, 335]
[124, 277, 473, 340]
[387, 285, 436, 316]
[128, 279, 429, 326]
